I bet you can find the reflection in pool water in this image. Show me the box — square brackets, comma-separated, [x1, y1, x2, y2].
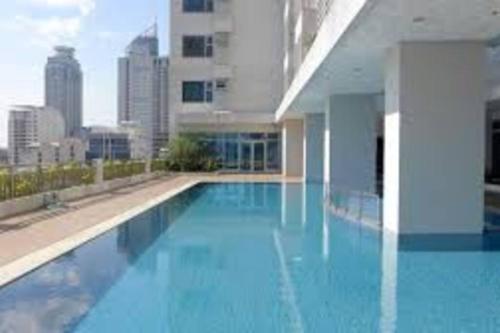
[0, 183, 500, 332]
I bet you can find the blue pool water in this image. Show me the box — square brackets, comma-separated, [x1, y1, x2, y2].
[1, 183, 500, 332]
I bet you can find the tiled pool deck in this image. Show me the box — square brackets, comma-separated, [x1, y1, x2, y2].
[0, 174, 300, 287]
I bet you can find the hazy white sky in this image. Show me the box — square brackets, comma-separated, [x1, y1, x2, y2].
[0, 0, 169, 147]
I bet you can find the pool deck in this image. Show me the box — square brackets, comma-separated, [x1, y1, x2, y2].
[0, 173, 300, 287]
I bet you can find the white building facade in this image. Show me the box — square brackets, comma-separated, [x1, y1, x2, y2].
[16, 138, 86, 167]
[169, 0, 285, 172]
[118, 25, 169, 158]
[276, 0, 500, 236]
[45, 46, 83, 137]
[8, 106, 65, 165]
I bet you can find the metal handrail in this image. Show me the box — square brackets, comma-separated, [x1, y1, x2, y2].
[329, 186, 383, 227]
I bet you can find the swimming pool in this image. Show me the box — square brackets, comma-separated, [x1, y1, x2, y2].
[1, 182, 500, 332]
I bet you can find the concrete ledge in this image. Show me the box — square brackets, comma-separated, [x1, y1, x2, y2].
[0, 179, 198, 288]
[0, 172, 167, 220]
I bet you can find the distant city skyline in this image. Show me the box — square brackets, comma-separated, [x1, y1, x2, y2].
[0, 0, 169, 147]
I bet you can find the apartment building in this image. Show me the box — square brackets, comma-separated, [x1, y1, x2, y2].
[169, 0, 285, 172]
[16, 138, 86, 167]
[8, 105, 65, 165]
[45, 46, 83, 137]
[277, 0, 500, 235]
[83, 126, 131, 161]
[118, 25, 169, 158]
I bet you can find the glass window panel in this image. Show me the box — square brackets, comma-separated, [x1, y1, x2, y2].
[183, 36, 206, 57]
[267, 141, 280, 170]
[182, 81, 205, 103]
[225, 141, 239, 169]
[183, 0, 205, 12]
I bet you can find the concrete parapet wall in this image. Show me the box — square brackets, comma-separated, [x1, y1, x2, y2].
[0, 172, 166, 220]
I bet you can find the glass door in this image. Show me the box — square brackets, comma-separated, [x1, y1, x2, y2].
[241, 142, 252, 171]
[253, 142, 265, 172]
[239, 141, 267, 172]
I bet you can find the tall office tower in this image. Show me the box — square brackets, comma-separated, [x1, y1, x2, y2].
[8, 105, 65, 165]
[169, 0, 285, 172]
[118, 24, 169, 159]
[45, 46, 83, 137]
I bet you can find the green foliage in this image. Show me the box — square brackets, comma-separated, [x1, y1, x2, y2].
[0, 163, 96, 202]
[103, 160, 146, 181]
[165, 135, 218, 172]
[151, 159, 168, 172]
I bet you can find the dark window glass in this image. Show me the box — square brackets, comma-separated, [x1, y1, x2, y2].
[267, 133, 279, 140]
[493, 121, 500, 131]
[183, 0, 204, 12]
[206, 37, 213, 57]
[206, 81, 213, 102]
[183, 0, 213, 12]
[183, 81, 205, 103]
[183, 36, 206, 57]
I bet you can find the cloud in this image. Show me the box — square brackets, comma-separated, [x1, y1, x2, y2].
[12, 15, 82, 47]
[28, 0, 96, 16]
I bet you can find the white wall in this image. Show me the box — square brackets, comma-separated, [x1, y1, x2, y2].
[384, 42, 486, 234]
[169, 0, 284, 133]
[304, 113, 324, 182]
[328, 94, 377, 193]
[282, 119, 304, 178]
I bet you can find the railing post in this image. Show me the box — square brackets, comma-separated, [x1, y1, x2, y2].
[145, 159, 152, 174]
[10, 166, 14, 200]
[93, 159, 104, 185]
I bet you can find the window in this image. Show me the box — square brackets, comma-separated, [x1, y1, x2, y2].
[183, 36, 213, 57]
[182, 81, 213, 103]
[183, 0, 213, 12]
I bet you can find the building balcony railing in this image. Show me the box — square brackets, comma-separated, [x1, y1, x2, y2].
[329, 187, 383, 228]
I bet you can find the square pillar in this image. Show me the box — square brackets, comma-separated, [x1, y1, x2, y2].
[384, 42, 486, 234]
[282, 119, 304, 178]
[324, 94, 377, 194]
[304, 113, 325, 182]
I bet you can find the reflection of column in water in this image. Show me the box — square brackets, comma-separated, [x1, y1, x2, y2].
[281, 183, 304, 228]
[322, 204, 330, 261]
[380, 232, 398, 333]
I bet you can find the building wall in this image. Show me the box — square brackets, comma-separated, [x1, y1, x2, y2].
[169, 0, 285, 134]
[18, 138, 86, 166]
[83, 127, 131, 161]
[8, 106, 65, 165]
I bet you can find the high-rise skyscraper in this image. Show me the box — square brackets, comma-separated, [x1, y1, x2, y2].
[45, 46, 83, 137]
[118, 24, 169, 158]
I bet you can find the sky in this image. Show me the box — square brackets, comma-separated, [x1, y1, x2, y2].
[0, 0, 170, 148]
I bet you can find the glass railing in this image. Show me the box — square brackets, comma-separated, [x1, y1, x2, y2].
[329, 187, 383, 228]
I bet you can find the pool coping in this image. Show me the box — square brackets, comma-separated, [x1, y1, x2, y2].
[0, 179, 201, 288]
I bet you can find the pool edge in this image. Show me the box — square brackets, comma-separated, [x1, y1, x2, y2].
[0, 180, 200, 288]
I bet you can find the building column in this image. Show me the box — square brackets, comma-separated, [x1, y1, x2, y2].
[384, 42, 486, 234]
[304, 113, 325, 182]
[324, 94, 377, 194]
[282, 119, 304, 178]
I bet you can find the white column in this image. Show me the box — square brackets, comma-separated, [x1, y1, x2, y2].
[384, 42, 486, 234]
[324, 99, 332, 197]
[304, 113, 325, 182]
[93, 159, 104, 184]
[325, 94, 377, 193]
[282, 119, 304, 178]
